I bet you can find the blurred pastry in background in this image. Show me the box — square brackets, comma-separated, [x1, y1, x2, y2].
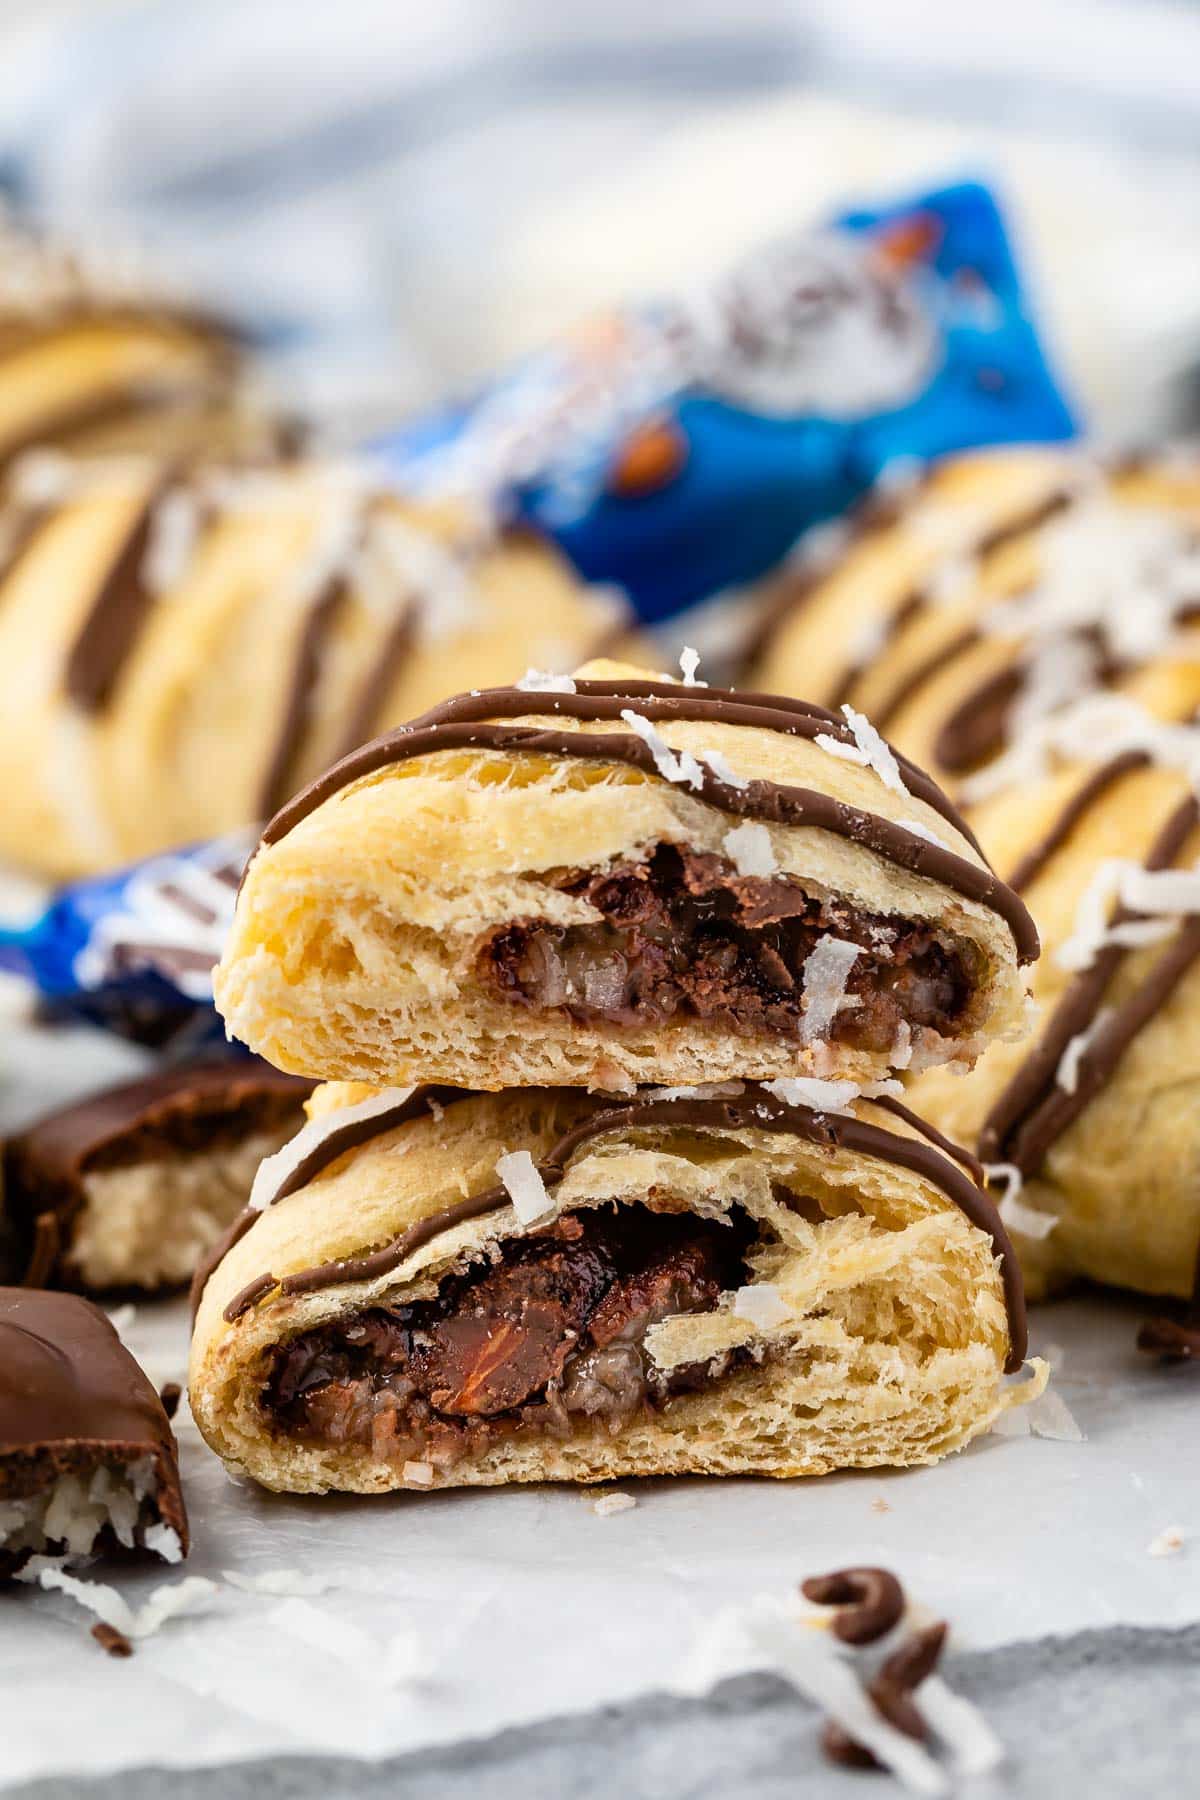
[0, 449, 631, 877]
[751, 444, 1200, 1304]
[747, 446, 1200, 795]
[2, 1058, 313, 1294]
[0, 211, 271, 465]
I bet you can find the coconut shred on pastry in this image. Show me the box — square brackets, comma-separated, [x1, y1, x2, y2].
[748, 443, 1200, 1303]
[747, 444, 1200, 798]
[213, 662, 1036, 1094]
[188, 1080, 1025, 1493]
[0, 450, 631, 878]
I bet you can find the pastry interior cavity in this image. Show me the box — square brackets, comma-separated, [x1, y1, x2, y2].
[264, 1201, 758, 1465]
[479, 844, 981, 1053]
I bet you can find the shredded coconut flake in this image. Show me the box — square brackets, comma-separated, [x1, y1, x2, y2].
[516, 669, 576, 693]
[799, 937, 861, 1044]
[1147, 1527, 1186, 1557]
[403, 1461, 435, 1488]
[496, 1150, 555, 1227]
[592, 1492, 637, 1517]
[142, 1523, 183, 1564]
[901, 818, 951, 851]
[620, 709, 706, 790]
[1056, 1009, 1115, 1094]
[1055, 856, 1199, 973]
[142, 489, 199, 595]
[29, 1566, 217, 1638]
[678, 646, 705, 686]
[1024, 1387, 1085, 1443]
[733, 1284, 791, 1330]
[655, 1081, 745, 1101]
[722, 821, 777, 877]
[249, 1088, 418, 1212]
[700, 748, 749, 790]
[763, 1076, 901, 1114]
[983, 1164, 1057, 1238]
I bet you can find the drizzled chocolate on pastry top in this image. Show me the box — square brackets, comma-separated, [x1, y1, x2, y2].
[982, 791, 1200, 1179]
[214, 1080, 1025, 1370]
[253, 678, 1038, 964]
[0, 1286, 187, 1571]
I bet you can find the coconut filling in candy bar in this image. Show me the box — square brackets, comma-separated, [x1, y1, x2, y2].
[264, 1201, 757, 1465]
[0, 1289, 187, 1577]
[3, 1061, 313, 1292]
[480, 843, 981, 1055]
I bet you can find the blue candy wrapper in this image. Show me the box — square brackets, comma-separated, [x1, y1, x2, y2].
[379, 181, 1076, 622]
[0, 833, 253, 1046]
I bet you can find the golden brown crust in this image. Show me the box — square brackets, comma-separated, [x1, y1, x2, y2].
[188, 1085, 1014, 1492]
[214, 662, 1031, 1092]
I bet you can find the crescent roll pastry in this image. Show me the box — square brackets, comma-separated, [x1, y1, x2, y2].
[909, 737, 1200, 1302]
[214, 665, 1036, 1094]
[0, 214, 257, 466]
[3, 1059, 313, 1294]
[0, 451, 628, 877]
[748, 446, 1200, 797]
[188, 1081, 1024, 1492]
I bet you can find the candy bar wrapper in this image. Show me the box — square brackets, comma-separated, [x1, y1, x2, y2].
[378, 181, 1076, 623]
[0, 833, 253, 1047]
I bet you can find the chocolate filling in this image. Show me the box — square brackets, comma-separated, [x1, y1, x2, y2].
[478, 845, 976, 1050]
[264, 1203, 755, 1465]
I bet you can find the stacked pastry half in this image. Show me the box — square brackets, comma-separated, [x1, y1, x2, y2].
[190, 662, 1036, 1493]
[750, 446, 1200, 1305]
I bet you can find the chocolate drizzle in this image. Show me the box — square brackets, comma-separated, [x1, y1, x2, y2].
[1006, 752, 1148, 895]
[215, 1082, 1025, 1371]
[253, 679, 1038, 963]
[63, 482, 167, 711]
[753, 481, 1078, 719]
[981, 795, 1200, 1176]
[256, 573, 352, 820]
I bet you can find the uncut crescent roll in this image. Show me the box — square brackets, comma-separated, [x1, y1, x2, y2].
[214, 665, 1037, 1093]
[0, 214, 261, 466]
[747, 446, 1200, 798]
[188, 1081, 1024, 1492]
[0, 451, 628, 877]
[908, 735, 1200, 1303]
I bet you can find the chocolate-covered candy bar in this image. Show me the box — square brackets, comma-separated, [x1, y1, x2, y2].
[0, 1288, 187, 1576]
[4, 1059, 313, 1293]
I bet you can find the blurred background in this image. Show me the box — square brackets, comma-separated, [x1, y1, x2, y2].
[1, 0, 1198, 442]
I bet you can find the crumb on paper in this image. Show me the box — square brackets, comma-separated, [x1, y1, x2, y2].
[1148, 1527, 1185, 1557]
[91, 1621, 133, 1658]
[872, 1497, 892, 1515]
[591, 1492, 637, 1517]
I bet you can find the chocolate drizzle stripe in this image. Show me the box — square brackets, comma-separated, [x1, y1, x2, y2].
[871, 1094, 985, 1185]
[330, 598, 418, 765]
[981, 794, 1200, 1174]
[754, 481, 1077, 702]
[264, 1084, 476, 1210]
[63, 484, 167, 711]
[1007, 753, 1148, 895]
[870, 627, 982, 733]
[1004, 918, 1200, 1176]
[0, 503, 52, 599]
[193, 1083, 481, 1317]
[222, 1086, 1025, 1370]
[256, 573, 351, 820]
[253, 681, 1038, 960]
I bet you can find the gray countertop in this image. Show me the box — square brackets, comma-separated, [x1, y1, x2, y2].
[14, 1622, 1198, 1799]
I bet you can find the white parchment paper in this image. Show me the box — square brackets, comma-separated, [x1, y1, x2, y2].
[3, 1024, 1199, 1789]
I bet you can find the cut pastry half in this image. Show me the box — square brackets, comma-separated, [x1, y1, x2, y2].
[188, 1080, 1025, 1493]
[214, 666, 1037, 1092]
